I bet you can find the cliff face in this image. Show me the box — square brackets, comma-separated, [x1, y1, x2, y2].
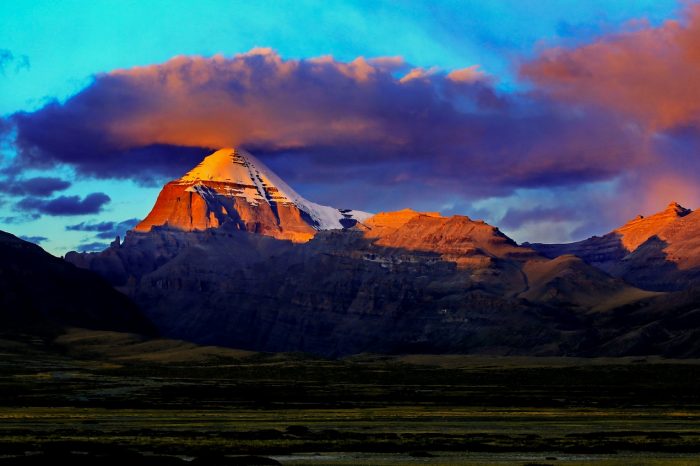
[135, 180, 318, 242]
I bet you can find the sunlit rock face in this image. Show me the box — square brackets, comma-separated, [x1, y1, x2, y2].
[363, 209, 537, 266]
[614, 202, 692, 252]
[530, 202, 700, 290]
[135, 148, 371, 242]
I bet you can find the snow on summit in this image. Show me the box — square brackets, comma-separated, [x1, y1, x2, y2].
[135, 147, 371, 240]
[180, 148, 371, 229]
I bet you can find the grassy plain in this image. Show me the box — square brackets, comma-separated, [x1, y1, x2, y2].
[1, 329, 700, 464]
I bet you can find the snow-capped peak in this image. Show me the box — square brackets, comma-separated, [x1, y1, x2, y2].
[180, 148, 372, 230]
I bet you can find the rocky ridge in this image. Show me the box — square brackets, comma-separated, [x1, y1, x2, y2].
[530, 202, 700, 290]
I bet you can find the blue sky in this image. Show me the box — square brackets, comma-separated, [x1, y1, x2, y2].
[0, 0, 687, 254]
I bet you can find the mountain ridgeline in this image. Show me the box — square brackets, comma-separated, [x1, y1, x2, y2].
[527, 202, 700, 291]
[62, 148, 700, 357]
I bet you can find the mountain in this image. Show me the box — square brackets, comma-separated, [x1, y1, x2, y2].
[135, 148, 371, 242]
[66, 152, 661, 356]
[529, 202, 700, 291]
[0, 230, 154, 335]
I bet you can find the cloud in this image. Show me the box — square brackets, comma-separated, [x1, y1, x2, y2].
[0, 213, 40, 224]
[446, 65, 487, 83]
[0, 49, 30, 76]
[513, 2, 700, 234]
[4, 48, 641, 200]
[19, 235, 48, 244]
[16, 192, 110, 216]
[76, 241, 110, 252]
[1, 176, 71, 197]
[66, 217, 140, 239]
[66, 220, 115, 232]
[521, 4, 700, 131]
[499, 206, 572, 230]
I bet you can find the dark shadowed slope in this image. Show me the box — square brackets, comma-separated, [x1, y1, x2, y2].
[0, 230, 154, 335]
[66, 213, 656, 356]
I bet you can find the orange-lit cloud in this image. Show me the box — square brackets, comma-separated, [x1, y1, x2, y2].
[521, 4, 700, 131]
[7, 49, 639, 193]
[102, 49, 430, 150]
[447, 65, 487, 83]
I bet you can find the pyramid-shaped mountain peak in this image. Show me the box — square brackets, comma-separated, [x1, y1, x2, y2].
[135, 148, 371, 241]
[181, 147, 251, 183]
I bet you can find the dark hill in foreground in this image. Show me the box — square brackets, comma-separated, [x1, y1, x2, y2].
[0, 231, 154, 335]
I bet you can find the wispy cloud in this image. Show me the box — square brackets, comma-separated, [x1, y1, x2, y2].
[0, 49, 29, 76]
[66, 218, 140, 239]
[19, 235, 48, 244]
[16, 193, 110, 216]
[75, 241, 110, 252]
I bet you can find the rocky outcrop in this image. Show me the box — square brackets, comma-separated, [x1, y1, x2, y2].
[365, 210, 537, 265]
[614, 201, 691, 251]
[520, 254, 656, 311]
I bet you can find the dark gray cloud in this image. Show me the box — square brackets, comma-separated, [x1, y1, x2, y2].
[19, 235, 48, 244]
[1, 176, 71, 197]
[66, 220, 119, 232]
[76, 241, 110, 252]
[67, 218, 140, 239]
[16, 192, 110, 216]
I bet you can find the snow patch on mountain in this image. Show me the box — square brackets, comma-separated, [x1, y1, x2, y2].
[180, 148, 371, 230]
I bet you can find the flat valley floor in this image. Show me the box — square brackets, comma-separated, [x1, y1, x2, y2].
[2, 328, 700, 465]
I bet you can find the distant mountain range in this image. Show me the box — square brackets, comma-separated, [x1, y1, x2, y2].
[527, 201, 700, 291]
[37, 148, 697, 357]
